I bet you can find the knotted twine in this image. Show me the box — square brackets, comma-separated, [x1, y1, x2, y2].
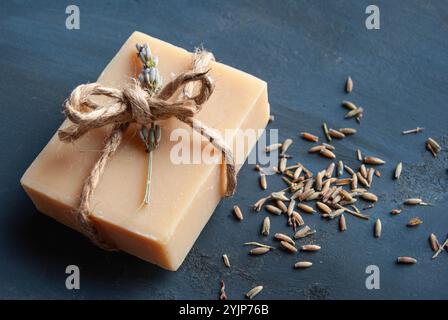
[58, 50, 236, 250]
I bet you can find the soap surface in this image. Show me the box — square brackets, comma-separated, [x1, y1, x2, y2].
[21, 31, 270, 271]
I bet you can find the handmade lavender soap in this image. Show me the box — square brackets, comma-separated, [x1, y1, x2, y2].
[20, 31, 270, 270]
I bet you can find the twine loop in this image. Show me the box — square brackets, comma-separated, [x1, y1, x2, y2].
[59, 71, 213, 143]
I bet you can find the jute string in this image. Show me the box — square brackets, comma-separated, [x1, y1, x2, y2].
[58, 50, 236, 250]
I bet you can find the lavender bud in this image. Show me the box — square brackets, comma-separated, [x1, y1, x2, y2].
[149, 67, 157, 83]
[155, 124, 161, 144]
[139, 127, 148, 141]
[149, 129, 156, 146]
[139, 51, 146, 64]
[143, 44, 151, 60]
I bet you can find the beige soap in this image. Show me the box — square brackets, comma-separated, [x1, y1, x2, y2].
[20, 31, 270, 271]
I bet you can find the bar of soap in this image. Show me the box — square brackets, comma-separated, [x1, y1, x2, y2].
[20, 31, 270, 271]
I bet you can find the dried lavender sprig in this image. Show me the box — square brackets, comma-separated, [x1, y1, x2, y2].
[139, 123, 161, 204]
[136, 43, 163, 205]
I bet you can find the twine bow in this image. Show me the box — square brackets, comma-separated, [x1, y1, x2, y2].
[58, 51, 236, 249]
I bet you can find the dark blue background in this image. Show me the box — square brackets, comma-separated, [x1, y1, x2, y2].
[0, 0, 447, 299]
